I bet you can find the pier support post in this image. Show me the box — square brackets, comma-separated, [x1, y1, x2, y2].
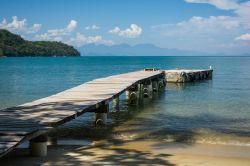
[152, 80, 159, 92]
[143, 80, 153, 99]
[194, 72, 199, 81]
[29, 134, 48, 157]
[200, 72, 205, 80]
[208, 70, 213, 80]
[158, 73, 166, 90]
[112, 96, 120, 112]
[95, 104, 108, 126]
[138, 83, 144, 104]
[158, 79, 164, 89]
[125, 90, 130, 102]
[126, 85, 139, 105]
[129, 91, 138, 105]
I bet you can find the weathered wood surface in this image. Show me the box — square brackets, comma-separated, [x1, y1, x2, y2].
[0, 70, 164, 158]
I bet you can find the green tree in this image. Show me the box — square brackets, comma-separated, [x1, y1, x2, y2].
[0, 29, 80, 57]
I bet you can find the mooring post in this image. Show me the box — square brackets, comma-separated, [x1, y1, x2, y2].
[112, 96, 120, 112]
[208, 67, 213, 80]
[95, 104, 109, 126]
[29, 133, 48, 157]
[208, 66, 213, 80]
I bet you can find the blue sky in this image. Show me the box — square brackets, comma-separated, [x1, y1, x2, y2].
[0, 0, 250, 54]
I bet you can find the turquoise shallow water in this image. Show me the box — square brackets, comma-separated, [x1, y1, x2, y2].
[0, 56, 250, 145]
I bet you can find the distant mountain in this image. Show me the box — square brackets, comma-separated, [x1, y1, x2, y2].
[78, 43, 207, 56]
[0, 29, 80, 57]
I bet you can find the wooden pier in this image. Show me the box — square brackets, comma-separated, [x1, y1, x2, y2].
[0, 68, 213, 158]
[0, 70, 165, 158]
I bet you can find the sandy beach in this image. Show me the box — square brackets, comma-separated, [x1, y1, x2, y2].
[1, 139, 250, 166]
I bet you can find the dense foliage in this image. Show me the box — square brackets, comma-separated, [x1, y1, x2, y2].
[0, 29, 80, 57]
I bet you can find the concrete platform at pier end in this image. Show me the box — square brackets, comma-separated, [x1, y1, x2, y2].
[164, 68, 213, 83]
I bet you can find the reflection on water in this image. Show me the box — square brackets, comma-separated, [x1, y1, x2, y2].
[166, 83, 187, 91]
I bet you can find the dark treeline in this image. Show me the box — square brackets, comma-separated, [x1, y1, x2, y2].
[0, 29, 80, 57]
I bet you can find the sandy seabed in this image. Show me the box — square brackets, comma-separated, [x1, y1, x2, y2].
[1, 139, 250, 166]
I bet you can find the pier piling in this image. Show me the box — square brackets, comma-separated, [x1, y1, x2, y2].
[95, 104, 109, 126]
[152, 79, 159, 92]
[143, 80, 153, 98]
[112, 96, 120, 112]
[29, 134, 48, 157]
[126, 85, 139, 105]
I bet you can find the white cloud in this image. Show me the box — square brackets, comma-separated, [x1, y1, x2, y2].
[235, 33, 250, 40]
[181, 0, 250, 32]
[109, 27, 120, 34]
[184, 0, 239, 10]
[66, 20, 77, 32]
[109, 24, 142, 38]
[69, 33, 114, 46]
[85, 24, 99, 30]
[184, 0, 250, 28]
[152, 15, 240, 37]
[29, 24, 42, 33]
[149, 0, 250, 54]
[35, 20, 77, 41]
[0, 16, 41, 33]
[178, 15, 240, 30]
[192, 1, 250, 53]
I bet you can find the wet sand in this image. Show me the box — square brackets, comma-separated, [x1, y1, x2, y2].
[1, 139, 250, 166]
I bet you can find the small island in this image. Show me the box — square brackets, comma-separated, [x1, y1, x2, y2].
[0, 29, 80, 57]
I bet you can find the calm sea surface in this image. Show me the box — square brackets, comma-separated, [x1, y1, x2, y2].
[0, 56, 250, 146]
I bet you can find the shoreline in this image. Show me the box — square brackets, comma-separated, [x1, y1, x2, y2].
[1, 139, 250, 166]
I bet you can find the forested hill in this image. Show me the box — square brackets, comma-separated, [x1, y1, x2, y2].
[0, 29, 80, 57]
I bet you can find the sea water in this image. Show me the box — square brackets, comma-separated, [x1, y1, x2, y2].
[0, 56, 250, 146]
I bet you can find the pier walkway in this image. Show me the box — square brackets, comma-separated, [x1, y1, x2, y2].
[0, 70, 165, 158]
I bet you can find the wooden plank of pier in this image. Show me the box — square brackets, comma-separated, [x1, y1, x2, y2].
[0, 70, 164, 158]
